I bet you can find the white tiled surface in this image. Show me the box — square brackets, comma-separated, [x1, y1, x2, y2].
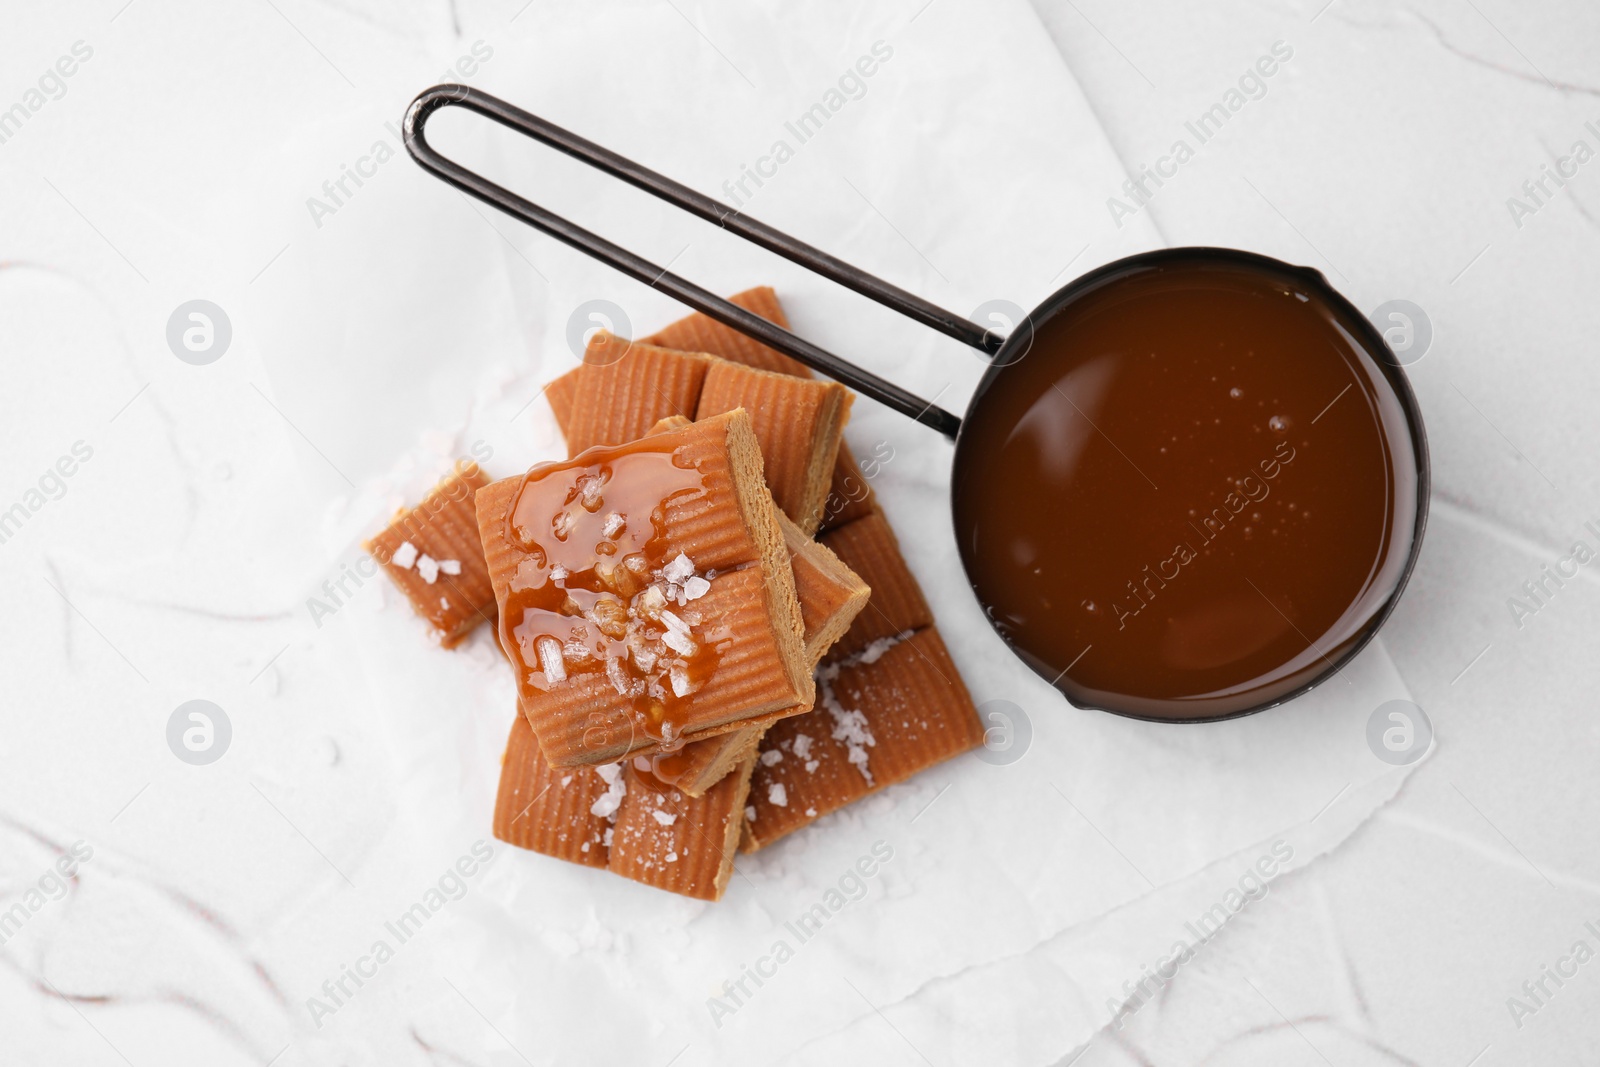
[2, 1, 1597, 1065]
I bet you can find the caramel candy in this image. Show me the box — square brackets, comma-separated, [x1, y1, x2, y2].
[544, 366, 580, 441]
[645, 510, 870, 797]
[743, 627, 985, 851]
[492, 713, 609, 867]
[640, 286, 812, 379]
[476, 411, 811, 766]
[638, 288, 881, 533]
[608, 753, 758, 901]
[695, 360, 850, 535]
[365, 463, 497, 648]
[781, 512, 870, 666]
[820, 512, 933, 662]
[546, 366, 580, 440]
[820, 441, 879, 531]
[565, 332, 710, 455]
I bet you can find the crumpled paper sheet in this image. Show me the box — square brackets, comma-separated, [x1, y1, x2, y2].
[250, 2, 1424, 1063]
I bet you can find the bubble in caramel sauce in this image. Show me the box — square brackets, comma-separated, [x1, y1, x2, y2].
[500, 439, 726, 744]
[952, 255, 1422, 720]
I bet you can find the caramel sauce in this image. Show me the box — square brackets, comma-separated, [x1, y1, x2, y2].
[500, 437, 725, 747]
[953, 255, 1422, 720]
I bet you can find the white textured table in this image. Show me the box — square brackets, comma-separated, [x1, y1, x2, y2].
[1, 2, 1596, 1065]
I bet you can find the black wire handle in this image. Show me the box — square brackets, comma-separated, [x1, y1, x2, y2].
[403, 84, 990, 438]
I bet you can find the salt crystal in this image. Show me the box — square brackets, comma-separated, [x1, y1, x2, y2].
[590, 764, 626, 818]
[665, 851, 679, 863]
[561, 775, 573, 787]
[760, 749, 783, 767]
[579, 476, 605, 510]
[417, 555, 440, 584]
[551, 564, 569, 582]
[682, 575, 711, 601]
[603, 828, 614, 848]
[745, 805, 756, 822]
[606, 656, 631, 696]
[602, 512, 625, 537]
[792, 734, 813, 760]
[805, 760, 820, 774]
[638, 586, 666, 615]
[439, 597, 449, 610]
[392, 541, 418, 569]
[651, 810, 677, 826]
[669, 663, 693, 698]
[661, 627, 696, 657]
[805, 808, 817, 817]
[439, 559, 462, 575]
[662, 552, 694, 584]
[767, 783, 788, 807]
[537, 636, 566, 683]
[660, 609, 689, 634]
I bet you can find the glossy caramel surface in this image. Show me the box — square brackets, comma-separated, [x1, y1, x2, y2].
[953, 256, 1421, 719]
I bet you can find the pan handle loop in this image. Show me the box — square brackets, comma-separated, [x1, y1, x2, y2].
[404, 84, 989, 438]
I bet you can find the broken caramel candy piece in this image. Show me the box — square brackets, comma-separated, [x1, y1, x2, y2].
[820, 441, 879, 531]
[695, 360, 850, 535]
[476, 411, 811, 766]
[641, 510, 870, 798]
[365, 462, 497, 648]
[743, 627, 984, 851]
[820, 511, 933, 662]
[492, 713, 610, 867]
[640, 286, 812, 379]
[609, 752, 757, 901]
[564, 332, 710, 455]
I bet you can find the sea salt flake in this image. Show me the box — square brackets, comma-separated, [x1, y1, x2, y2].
[602, 512, 625, 537]
[760, 749, 783, 767]
[682, 575, 711, 601]
[669, 662, 693, 697]
[590, 764, 626, 818]
[606, 656, 631, 696]
[792, 734, 813, 760]
[392, 541, 418, 569]
[663, 553, 695, 584]
[417, 555, 440, 584]
[551, 564, 569, 582]
[661, 627, 696, 656]
[745, 806, 757, 822]
[537, 636, 567, 683]
[665, 851, 678, 863]
[439, 597, 449, 610]
[651, 810, 677, 826]
[768, 783, 788, 807]
[805, 760, 819, 774]
[438, 559, 462, 575]
[805, 808, 817, 817]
